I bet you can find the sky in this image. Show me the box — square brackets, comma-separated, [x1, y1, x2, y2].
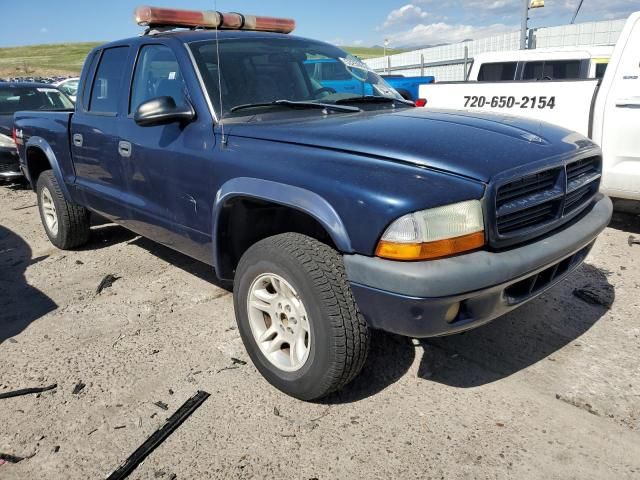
[0, 0, 638, 48]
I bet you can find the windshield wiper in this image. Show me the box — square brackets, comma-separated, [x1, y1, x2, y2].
[230, 100, 360, 114]
[335, 95, 415, 106]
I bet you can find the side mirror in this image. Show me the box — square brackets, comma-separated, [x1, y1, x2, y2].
[134, 96, 195, 127]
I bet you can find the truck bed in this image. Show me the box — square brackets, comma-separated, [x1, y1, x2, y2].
[14, 110, 75, 187]
[419, 79, 600, 137]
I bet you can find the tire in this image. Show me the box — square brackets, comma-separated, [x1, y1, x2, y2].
[233, 233, 370, 400]
[36, 170, 90, 249]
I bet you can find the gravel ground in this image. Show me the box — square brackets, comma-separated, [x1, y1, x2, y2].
[1, 182, 639, 480]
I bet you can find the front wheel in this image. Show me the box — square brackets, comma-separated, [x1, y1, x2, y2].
[233, 233, 370, 400]
[36, 171, 90, 249]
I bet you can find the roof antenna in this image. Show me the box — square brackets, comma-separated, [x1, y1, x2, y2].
[214, 0, 227, 146]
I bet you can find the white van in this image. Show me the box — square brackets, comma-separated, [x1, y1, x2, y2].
[420, 12, 640, 201]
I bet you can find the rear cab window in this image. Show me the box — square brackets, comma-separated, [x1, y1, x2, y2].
[477, 62, 517, 81]
[521, 60, 581, 80]
[88, 46, 130, 114]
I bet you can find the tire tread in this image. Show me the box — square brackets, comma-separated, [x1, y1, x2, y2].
[265, 233, 370, 396]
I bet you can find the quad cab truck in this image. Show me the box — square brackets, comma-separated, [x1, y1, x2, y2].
[14, 6, 613, 400]
[420, 11, 640, 201]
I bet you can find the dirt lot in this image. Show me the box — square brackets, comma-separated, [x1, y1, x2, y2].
[1, 182, 639, 480]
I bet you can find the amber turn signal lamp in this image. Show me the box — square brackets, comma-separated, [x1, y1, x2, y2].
[376, 231, 485, 261]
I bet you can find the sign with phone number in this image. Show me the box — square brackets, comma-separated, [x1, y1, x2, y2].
[463, 95, 557, 109]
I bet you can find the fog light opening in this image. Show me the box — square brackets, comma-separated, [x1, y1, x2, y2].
[445, 302, 461, 323]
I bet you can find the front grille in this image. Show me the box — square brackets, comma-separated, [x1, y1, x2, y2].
[0, 155, 20, 174]
[496, 169, 559, 205]
[494, 156, 601, 242]
[504, 243, 593, 304]
[497, 202, 556, 234]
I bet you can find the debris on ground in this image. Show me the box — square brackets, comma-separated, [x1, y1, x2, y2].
[96, 274, 121, 295]
[0, 384, 57, 400]
[628, 235, 640, 246]
[555, 393, 600, 416]
[216, 366, 239, 374]
[153, 401, 169, 411]
[72, 381, 86, 395]
[310, 407, 331, 423]
[106, 391, 210, 480]
[572, 288, 612, 308]
[231, 358, 247, 366]
[273, 406, 280, 417]
[0, 453, 27, 463]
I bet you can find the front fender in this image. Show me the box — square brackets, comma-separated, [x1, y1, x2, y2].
[24, 136, 73, 201]
[212, 177, 352, 273]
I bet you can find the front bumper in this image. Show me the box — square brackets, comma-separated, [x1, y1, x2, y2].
[345, 194, 613, 338]
[0, 146, 23, 180]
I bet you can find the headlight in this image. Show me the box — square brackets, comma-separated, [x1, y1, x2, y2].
[376, 200, 485, 261]
[0, 133, 15, 149]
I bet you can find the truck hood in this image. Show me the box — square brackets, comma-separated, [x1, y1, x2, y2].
[226, 108, 592, 183]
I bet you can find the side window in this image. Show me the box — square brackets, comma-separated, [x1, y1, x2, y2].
[130, 44, 185, 114]
[595, 62, 608, 79]
[88, 47, 130, 114]
[80, 52, 100, 109]
[477, 62, 517, 81]
[522, 60, 581, 80]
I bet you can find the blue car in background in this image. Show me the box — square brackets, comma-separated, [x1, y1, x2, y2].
[304, 58, 434, 101]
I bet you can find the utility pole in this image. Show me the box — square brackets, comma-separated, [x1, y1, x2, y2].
[520, 0, 529, 49]
[520, 0, 545, 49]
[384, 38, 389, 74]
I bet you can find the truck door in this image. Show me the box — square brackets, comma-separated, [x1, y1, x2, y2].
[594, 13, 640, 200]
[119, 43, 216, 263]
[70, 46, 132, 218]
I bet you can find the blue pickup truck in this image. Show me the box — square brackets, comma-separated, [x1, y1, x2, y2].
[14, 9, 612, 400]
[304, 58, 434, 101]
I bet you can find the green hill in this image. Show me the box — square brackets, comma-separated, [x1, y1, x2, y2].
[342, 46, 406, 59]
[0, 42, 101, 77]
[0, 42, 402, 78]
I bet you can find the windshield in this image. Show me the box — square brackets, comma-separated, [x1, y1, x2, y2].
[188, 37, 403, 117]
[58, 80, 79, 97]
[0, 87, 74, 114]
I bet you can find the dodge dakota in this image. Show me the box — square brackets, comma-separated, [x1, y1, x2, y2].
[14, 6, 613, 400]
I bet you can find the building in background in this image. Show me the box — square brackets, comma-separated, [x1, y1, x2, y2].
[366, 18, 626, 81]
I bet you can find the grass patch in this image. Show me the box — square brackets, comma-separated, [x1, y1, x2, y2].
[0, 42, 101, 78]
[0, 42, 403, 78]
[342, 46, 407, 59]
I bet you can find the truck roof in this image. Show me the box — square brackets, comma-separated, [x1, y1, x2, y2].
[97, 29, 311, 50]
[474, 45, 615, 64]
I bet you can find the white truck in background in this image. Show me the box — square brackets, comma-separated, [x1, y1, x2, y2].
[420, 11, 640, 201]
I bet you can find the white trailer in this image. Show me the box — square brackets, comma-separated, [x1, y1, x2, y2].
[420, 12, 640, 201]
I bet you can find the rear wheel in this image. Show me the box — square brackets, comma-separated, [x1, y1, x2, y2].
[233, 233, 370, 400]
[36, 171, 90, 249]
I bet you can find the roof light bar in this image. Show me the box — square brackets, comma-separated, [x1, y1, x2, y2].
[134, 6, 296, 34]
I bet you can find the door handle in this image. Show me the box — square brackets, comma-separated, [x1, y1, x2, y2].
[615, 97, 640, 108]
[118, 141, 132, 158]
[72, 133, 83, 147]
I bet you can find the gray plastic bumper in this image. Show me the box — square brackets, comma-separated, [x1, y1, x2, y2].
[344, 195, 612, 337]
